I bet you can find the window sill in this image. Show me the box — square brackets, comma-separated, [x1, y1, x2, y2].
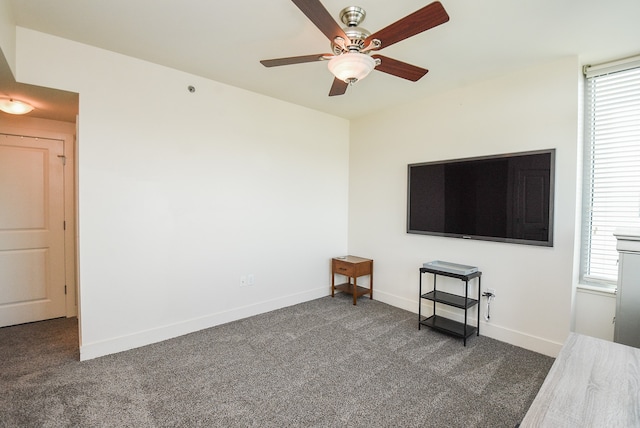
[577, 283, 616, 296]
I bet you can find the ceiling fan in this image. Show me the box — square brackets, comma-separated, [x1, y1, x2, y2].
[260, 0, 450, 96]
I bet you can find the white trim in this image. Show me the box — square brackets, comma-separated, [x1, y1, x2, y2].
[615, 228, 640, 253]
[576, 283, 616, 296]
[373, 288, 420, 314]
[583, 54, 640, 77]
[373, 289, 563, 357]
[479, 323, 563, 358]
[80, 287, 330, 361]
[580, 275, 617, 289]
[581, 64, 640, 283]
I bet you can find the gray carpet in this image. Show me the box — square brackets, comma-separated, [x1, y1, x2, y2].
[0, 295, 553, 427]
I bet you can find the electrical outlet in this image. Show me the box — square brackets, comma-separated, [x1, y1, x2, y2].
[240, 276, 247, 286]
[247, 274, 255, 286]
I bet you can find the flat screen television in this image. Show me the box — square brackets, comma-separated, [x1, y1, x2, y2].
[407, 149, 555, 246]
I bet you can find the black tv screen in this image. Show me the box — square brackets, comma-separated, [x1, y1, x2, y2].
[407, 149, 555, 246]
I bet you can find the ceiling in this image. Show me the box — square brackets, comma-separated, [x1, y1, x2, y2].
[2, 0, 640, 122]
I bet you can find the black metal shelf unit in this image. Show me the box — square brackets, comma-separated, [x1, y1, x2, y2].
[419, 266, 482, 346]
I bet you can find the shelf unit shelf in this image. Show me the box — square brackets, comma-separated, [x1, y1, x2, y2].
[420, 290, 478, 309]
[420, 315, 478, 339]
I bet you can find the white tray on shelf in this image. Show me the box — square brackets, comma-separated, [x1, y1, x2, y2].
[423, 260, 478, 275]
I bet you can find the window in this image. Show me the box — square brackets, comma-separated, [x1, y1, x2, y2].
[582, 56, 640, 287]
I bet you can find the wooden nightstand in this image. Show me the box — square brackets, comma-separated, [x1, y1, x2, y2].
[331, 255, 373, 305]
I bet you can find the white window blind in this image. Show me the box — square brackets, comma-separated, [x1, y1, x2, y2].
[582, 57, 640, 286]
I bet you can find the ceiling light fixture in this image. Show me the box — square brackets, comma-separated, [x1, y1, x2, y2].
[327, 52, 377, 84]
[0, 98, 35, 115]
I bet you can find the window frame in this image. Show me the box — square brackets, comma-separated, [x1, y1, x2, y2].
[580, 55, 640, 289]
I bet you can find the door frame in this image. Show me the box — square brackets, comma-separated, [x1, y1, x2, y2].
[0, 116, 77, 319]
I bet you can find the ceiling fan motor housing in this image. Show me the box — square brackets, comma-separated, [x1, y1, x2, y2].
[332, 6, 371, 54]
[340, 6, 366, 26]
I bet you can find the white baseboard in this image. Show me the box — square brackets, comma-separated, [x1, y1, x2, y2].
[80, 287, 330, 361]
[81, 287, 562, 361]
[373, 289, 562, 358]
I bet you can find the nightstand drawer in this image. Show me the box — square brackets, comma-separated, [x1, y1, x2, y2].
[333, 259, 355, 276]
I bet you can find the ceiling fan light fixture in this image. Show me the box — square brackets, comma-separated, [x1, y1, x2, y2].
[327, 52, 375, 84]
[0, 98, 35, 115]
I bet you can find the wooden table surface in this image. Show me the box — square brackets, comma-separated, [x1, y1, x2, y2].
[520, 332, 640, 427]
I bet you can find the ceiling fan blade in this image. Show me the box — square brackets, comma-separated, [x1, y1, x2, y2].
[260, 54, 331, 67]
[329, 78, 348, 96]
[372, 55, 429, 82]
[292, 0, 349, 43]
[365, 1, 449, 50]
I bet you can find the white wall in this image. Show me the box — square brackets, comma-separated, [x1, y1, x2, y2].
[14, 28, 350, 360]
[349, 57, 582, 356]
[573, 287, 615, 340]
[0, 0, 15, 74]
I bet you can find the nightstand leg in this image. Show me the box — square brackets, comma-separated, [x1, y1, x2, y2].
[331, 272, 335, 297]
[352, 277, 357, 305]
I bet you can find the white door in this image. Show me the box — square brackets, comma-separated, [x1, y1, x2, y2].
[0, 133, 66, 327]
